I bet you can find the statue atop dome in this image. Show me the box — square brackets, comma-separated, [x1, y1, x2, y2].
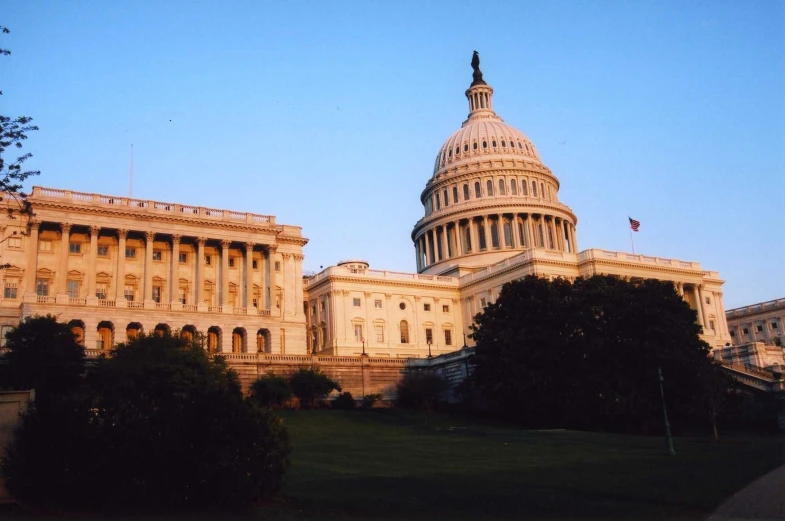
[470, 51, 486, 86]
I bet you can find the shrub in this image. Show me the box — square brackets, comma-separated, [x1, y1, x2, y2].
[288, 368, 341, 409]
[361, 393, 383, 409]
[332, 392, 356, 410]
[396, 371, 449, 411]
[2, 332, 290, 509]
[249, 373, 292, 408]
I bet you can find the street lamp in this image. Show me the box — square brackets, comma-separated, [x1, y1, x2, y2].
[361, 336, 366, 356]
[427, 340, 433, 358]
[658, 367, 676, 456]
[462, 333, 468, 350]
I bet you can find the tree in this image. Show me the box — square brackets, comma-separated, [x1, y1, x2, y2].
[288, 367, 341, 408]
[2, 332, 290, 508]
[0, 26, 39, 256]
[249, 372, 292, 408]
[395, 370, 449, 411]
[470, 275, 724, 433]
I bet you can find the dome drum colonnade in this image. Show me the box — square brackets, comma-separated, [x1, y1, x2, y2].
[412, 52, 578, 273]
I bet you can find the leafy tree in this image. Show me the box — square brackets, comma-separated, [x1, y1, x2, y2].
[0, 26, 39, 250]
[395, 370, 449, 411]
[0, 315, 85, 410]
[332, 391, 356, 410]
[471, 275, 724, 433]
[249, 372, 292, 408]
[288, 367, 341, 409]
[2, 332, 290, 508]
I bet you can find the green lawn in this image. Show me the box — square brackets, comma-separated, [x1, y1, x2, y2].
[259, 409, 784, 521]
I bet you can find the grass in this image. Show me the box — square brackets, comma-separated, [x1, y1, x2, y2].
[258, 409, 785, 521]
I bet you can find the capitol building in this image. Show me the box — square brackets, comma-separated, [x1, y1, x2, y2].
[0, 55, 732, 361]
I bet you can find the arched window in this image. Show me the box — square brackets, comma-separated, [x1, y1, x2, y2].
[490, 220, 500, 249]
[453, 186, 459, 203]
[521, 179, 528, 196]
[463, 184, 470, 200]
[474, 182, 481, 198]
[486, 180, 494, 196]
[510, 179, 517, 195]
[448, 148, 452, 158]
[501, 140, 506, 147]
[504, 220, 513, 248]
[482, 141, 487, 149]
[537, 223, 545, 248]
[499, 179, 506, 195]
[443, 189, 449, 206]
[478, 220, 487, 250]
[547, 224, 555, 249]
[464, 144, 469, 152]
[400, 320, 410, 344]
[532, 181, 538, 197]
[541, 183, 545, 199]
[455, 146, 459, 156]
[464, 224, 472, 253]
[435, 193, 441, 210]
[492, 140, 497, 148]
[473, 142, 477, 150]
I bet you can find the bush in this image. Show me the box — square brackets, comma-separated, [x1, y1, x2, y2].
[396, 371, 449, 411]
[361, 393, 383, 409]
[332, 392, 356, 410]
[249, 373, 292, 408]
[288, 368, 341, 409]
[2, 333, 290, 509]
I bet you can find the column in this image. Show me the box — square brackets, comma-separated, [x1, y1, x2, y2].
[530, 216, 539, 248]
[86, 226, 99, 305]
[266, 245, 276, 310]
[693, 285, 705, 328]
[716, 292, 729, 337]
[245, 242, 254, 314]
[441, 226, 449, 259]
[114, 229, 127, 305]
[24, 220, 40, 300]
[144, 231, 155, 307]
[55, 222, 71, 303]
[424, 230, 432, 266]
[196, 237, 206, 311]
[469, 217, 478, 253]
[170, 235, 180, 306]
[453, 220, 460, 256]
[481, 215, 489, 250]
[220, 239, 230, 312]
[415, 241, 421, 271]
[571, 223, 578, 252]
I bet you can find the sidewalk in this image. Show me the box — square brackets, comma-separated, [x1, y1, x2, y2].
[707, 464, 785, 520]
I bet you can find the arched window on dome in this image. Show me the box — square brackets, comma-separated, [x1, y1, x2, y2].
[463, 184, 470, 201]
[541, 183, 545, 199]
[474, 182, 481, 198]
[532, 181, 538, 197]
[486, 180, 494, 196]
[443, 189, 449, 206]
[400, 320, 410, 344]
[463, 223, 472, 253]
[510, 179, 518, 195]
[521, 179, 528, 196]
[482, 141, 487, 149]
[478, 219, 487, 250]
[448, 148, 452, 158]
[490, 219, 500, 249]
[472, 142, 477, 151]
[499, 179, 506, 196]
[436, 193, 441, 210]
[464, 144, 469, 152]
[501, 140, 506, 147]
[455, 146, 459, 156]
[518, 142, 523, 149]
[504, 219, 514, 248]
[453, 186, 459, 204]
[492, 140, 497, 148]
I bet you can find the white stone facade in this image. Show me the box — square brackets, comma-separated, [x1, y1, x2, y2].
[726, 298, 785, 347]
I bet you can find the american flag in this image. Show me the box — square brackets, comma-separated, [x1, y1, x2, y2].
[629, 217, 641, 232]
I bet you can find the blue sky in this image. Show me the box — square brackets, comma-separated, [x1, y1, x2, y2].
[3, 1, 783, 308]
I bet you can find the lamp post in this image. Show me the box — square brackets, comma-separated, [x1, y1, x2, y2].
[462, 333, 468, 350]
[427, 340, 433, 358]
[658, 367, 676, 456]
[361, 337, 366, 356]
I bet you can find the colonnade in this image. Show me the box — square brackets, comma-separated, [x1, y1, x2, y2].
[22, 221, 278, 315]
[415, 213, 577, 270]
[674, 282, 729, 337]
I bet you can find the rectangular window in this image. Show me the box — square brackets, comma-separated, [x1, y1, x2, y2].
[311, 305, 316, 316]
[730, 330, 736, 337]
[36, 278, 49, 296]
[96, 283, 107, 300]
[152, 286, 161, 303]
[252, 298, 258, 309]
[179, 252, 188, 263]
[0, 325, 13, 347]
[4, 281, 18, 299]
[480, 297, 487, 308]
[178, 288, 186, 305]
[742, 328, 749, 334]
[756, 325, 764, 332]
[39, 240, 52, 252]
[374, 299, 382, 309]
[353, 298, 361, 307]
[69, 242, 81, 254]
[275, 261, 281, 271]
[125, 247, 136, 259]
[152, 250, 162, 261]
[124, 285, 135, 301]
[375, 325, 384, 342]
[205, 255, 211, 265]
[709, 320, 715, 331]
[354, 324, 363, 342]
[229, 258, 235, 268]
[320, 301, 325, 311]
[424, 303, 431, 311]
[771, 322, 779, 330]
[66, 280, 80, 298]
[425, 328, 433, 344]
[705, 297, 711, 304]
[7, 237, 21, 249]
[252, 260, 258, 269]
[442, 305, 450, 313]
[444, 329, 452, 346]
[97, 245, 109, 256]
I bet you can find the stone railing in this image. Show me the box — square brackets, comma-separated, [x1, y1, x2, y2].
[31, 186, 276, 227]
[577, 249, 702, 270]
[726, 298, 785, 318]
[305, 266, 458, 287]
[459, 249, 577, 284]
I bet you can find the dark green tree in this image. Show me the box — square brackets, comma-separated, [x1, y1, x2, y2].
[249, 372, 292, 408]
[471, 275, 723, 433]
[395, 370, 449, 411]
[288, 367, 341, 408]
[2, 332, 290, 508]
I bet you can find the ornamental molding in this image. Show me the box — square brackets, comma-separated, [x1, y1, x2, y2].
[306, 275, 460, 294]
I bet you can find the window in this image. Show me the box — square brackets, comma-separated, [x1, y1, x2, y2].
[4, 281, 18, 299]
[375, 325, 384, 342]
[521, 180, 528, 196]
[532, 181, 538, 197]
[320, 301, 325, 311]
[453, 186, 459, 204]
[252, 260, 258, 269]
[499, 179, 506, 195]
[705, 297, 711, 305]
[152, 286, 161, 303]
[35, 278, 49, 297]
[435, 193, 441, 210]
[311, 305, 316, 316]
[480, 297, 487, 308]
[464, 144, 469, 152]
[491, 220, 500, 248]
[463, 184, 470, 200]
[492, 140, 496, 147]
[95, 245, 108, 257]
[504, 221, 513, 247]
[152, 250, 162, 261]
[399, 302, 406, 310]
[228, 258, 235, 268]
[0, 325, 12, 347]
[374, 299, 382, 308]
[742, 328, 749, 334]
[756, 325, 763, 332]
[253, 298, 259, 309]
[425, 328, 433, 344]
[353, 298, 361, 307]
[39, 240, 52, 252]
[179, 252, 188, 263]
[7, 237, 21, 249]
[475, 182, 481, 198]
[482, 140, 487, 149]
[125, 247, 136, 259]
[478, 222, 487, 250]
[205, 255, 212, 265]
[772, 322, 779, 330]
[486, 180, 494, 196]
[96, 283, 107, 300]
[730, 330, 736, 337]
[124, 285, 135, 301]
[510, 180, 517, 195]
[400, 320, 410, 344]
[709, 320, 715, 331]
[473, 142, 477, 150]
[443, 189, 449, 206]
[275, 261, 281, 271]
[424, 303, 431, 311]
[444, 329, 452, 346]
[66, 280, 80, 298]
[442, 304, 449, 313]
[69, 242, 82, 254]
[179, 288, 187, 305]
[354, 324, 363, 342]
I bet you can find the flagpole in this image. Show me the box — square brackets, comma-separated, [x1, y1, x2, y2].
[629, 223, 635, 254]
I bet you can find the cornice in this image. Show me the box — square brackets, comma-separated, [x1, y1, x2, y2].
[305, 274, 460, 294]
[578, 258, 724, 282]
[423, 163, 560, 202]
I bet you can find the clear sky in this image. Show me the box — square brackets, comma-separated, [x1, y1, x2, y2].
[3, 1, 783, 309]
